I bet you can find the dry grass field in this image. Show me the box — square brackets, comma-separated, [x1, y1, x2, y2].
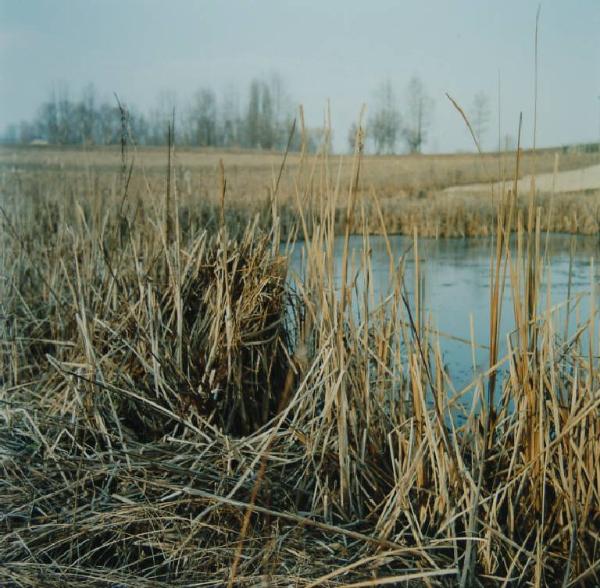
[2, 143, 598, 193]
[1, 142, 600, 586]
[2, 144, 599, 238]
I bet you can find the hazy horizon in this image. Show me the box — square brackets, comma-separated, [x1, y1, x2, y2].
[1, 0, 599, 153]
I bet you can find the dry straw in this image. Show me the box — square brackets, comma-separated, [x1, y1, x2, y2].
[0, 123, 599, 586]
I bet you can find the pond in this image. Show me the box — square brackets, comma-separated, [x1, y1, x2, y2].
[289, 233, 600, 393]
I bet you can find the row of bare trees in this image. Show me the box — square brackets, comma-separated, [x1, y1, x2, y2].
[4, 75, 492, 154]
[348, 76, 491, 154]
[347, 76, 434, 155]
[3, 75, 327, 152]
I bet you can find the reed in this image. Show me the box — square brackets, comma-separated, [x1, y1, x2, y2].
[0, 139, 599, 586]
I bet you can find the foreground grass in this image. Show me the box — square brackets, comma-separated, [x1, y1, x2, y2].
[1, 143, 599, 586]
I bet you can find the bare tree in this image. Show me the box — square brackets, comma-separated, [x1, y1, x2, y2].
[471, 91, 491, 149]
[267, 72, 293, 148]
[402, 75, 433, 153]
[245, 79, 261, 148]
[153, 90, 178, 143]
[38, 95, 59, 143]
[190, 88, 218, 147]
[97, 102, 120, 144]
[55, 84, 75, 144]
[347, 122, 359, 153]
[128, 107, 150, 145]
[258, 83, 275, 149]
[221, 86, 241, 147]
[244, 78, 282, 149]
[368, 80, 401, 154]
[74, 83, 97, 144]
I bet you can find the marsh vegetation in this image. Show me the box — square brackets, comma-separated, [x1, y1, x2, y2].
[1, 139, 599, 586]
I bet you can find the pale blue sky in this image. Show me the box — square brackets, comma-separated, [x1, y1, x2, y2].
[1, 0, 599, 152]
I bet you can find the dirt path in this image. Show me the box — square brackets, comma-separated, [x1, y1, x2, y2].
[445, 161, 600, 195]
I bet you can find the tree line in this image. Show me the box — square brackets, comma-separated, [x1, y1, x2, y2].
[3, 74, 492, 154]
[2, 75, 327, 152]
[352, 76, 491, 154]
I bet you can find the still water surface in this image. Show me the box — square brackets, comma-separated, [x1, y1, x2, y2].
[290, 234, 600, 392]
